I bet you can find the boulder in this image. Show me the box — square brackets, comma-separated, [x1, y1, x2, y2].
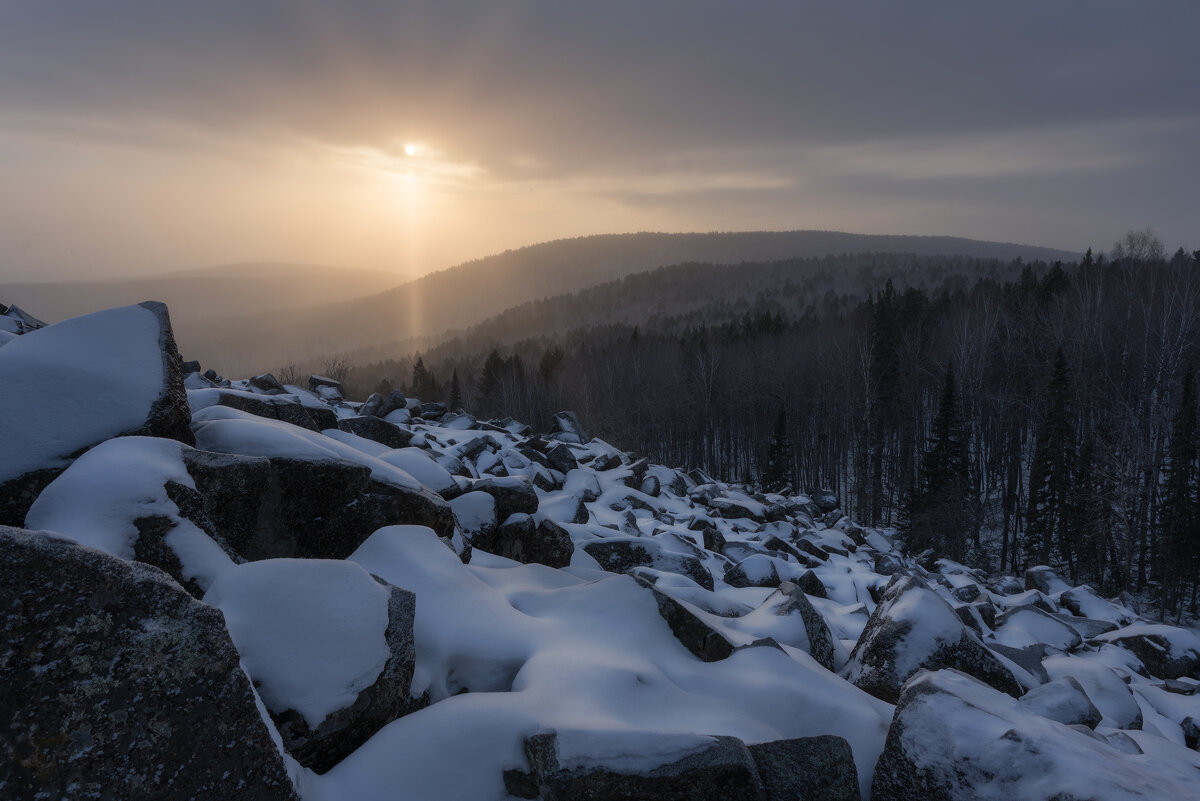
[810, 489, 839, 513]
[1025, 565, 1071, 595]
[1017, 676, 1103, 728]
[183, 449, 455, 560]
[749, 736, 860, 801]
[469, 513, 574, 568]
[770, 581, 839, 671]
[204, 560, 422, 773]
[0, 302, 193, 526]
[337, 415, 415, 449]
[519, 729, 762, 801]
[549, 410, 588, 444]
[871, 669, 1197, 801]
[796, 569, 828, 599]
[544, 442, 579, 474]
[1091, 624, 1200, 680]
[844, 575, 1022, 703]
[470, 476, 540, 520]
[1059, 585, 1134, 626]
[208, 389, 323, 431]
[248, 372, 286, 393]
[0, 527, 298, 800]
[637, 577, 737, 662]
[584, 536, 715, 591]
[873, 551, 904, 576]
[360, 389, 407, 418]
[1042, 654, 1143, 730]
[993, 605, 1083, 651]
[308, 374, 344, 394]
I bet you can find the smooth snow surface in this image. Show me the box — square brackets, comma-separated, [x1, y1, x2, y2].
[0, 304, 165, 483]
[205, 559, 392, 729]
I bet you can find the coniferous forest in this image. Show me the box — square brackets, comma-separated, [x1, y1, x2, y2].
[348, 231, 1200, 612]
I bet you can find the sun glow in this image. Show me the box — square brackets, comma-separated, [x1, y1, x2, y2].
[404, 143, 418, 156]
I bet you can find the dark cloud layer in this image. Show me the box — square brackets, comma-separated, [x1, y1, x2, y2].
[1, 1, 1197, 277]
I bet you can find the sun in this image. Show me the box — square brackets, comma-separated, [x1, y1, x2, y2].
[404, 143, 418, 156]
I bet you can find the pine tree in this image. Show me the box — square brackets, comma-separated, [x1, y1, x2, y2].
[1160, 365, 1198, 615]
[448, 368, 462, 411]
[762, 409, 792, 493]
[902, 364, 974, 561]
[411, 356, 430, 399]
[477, 349, 505, 415]
[1026, 349, 1075, 569]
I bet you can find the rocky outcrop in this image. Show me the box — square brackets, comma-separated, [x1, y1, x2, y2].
[0, 527, 298, 800]
[584, 536, 715, 591]
[0, 302, 193, 526]
[844, 576, 1022, 703]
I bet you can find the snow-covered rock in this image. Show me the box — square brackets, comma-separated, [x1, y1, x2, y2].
[205, 559, 420, 773]
[1, 527, 298, 801]
[871, 668, 1200, 801]
[844, 575, 1022, 703]
[0, 302, 192, 526]
[1093, 624, 1200, 680]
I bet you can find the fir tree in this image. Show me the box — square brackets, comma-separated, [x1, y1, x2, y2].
[762, 409, 792, 493]
[477, 349, 505, 415]
[1160, 365, 1198, 615]
[448, 368, 462, 411]
[902, 364, 974, 561]
[1026, 349, 1075, 569]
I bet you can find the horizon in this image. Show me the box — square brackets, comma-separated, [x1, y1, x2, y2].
[2, 2, 1197, 281]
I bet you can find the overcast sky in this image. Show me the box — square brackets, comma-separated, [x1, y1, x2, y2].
[1, 1, 1197, 279]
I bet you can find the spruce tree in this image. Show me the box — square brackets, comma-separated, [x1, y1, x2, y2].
[1160, 365, 1198, 614]
[477, 349, 505, 415]
[448, 368, 462, 411]
[762, 409, 792, 493]
[902, 364, 973, 561]
[1026, 349, 1075, 569]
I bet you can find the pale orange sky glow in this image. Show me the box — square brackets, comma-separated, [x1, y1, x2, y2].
[1, 2, 1197, 280]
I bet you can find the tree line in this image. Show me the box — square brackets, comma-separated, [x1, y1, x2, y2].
[345, 232, 1199, 612]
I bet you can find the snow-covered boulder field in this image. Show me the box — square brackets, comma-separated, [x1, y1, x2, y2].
[4, 302, 1200, 800]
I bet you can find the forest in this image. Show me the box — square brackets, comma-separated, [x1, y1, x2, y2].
[339, 231, 1200, 614]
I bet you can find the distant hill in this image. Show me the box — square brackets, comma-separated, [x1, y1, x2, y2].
[173, 231, 1079, 376]
[0, 262, 408, 328]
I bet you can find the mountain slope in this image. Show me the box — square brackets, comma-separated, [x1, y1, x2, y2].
[177, 231, 1079, 375]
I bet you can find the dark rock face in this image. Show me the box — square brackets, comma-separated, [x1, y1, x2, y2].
[360, 389, 407, 418]
[637, 577, 736, 662]
[584, 537, 715, 592]
[469, 514, 575, 568]
[549, 410, 589, 444]
[0, 527, 299, 801]
[271, 580, 424, 774]
[810, 489, 839, 513]
[774, 581, 838, 672]
[845, 576, 1022, 704]
[1025, 565, 1068, 595]
[337, 415, 415, 449]
[748, 736, 860, 801]
[308, 374, 344, 394]
[471, 476, 540, 521]
[182, 449, 455, 561]
[545, 442, 579, 474]
[249, 372, 286, 393]
[521, 730, 763, 801]
[872, 552, 904, 576]
[796, 569, 828, 599]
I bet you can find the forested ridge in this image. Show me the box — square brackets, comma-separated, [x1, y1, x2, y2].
[345, 232, 1200, 611]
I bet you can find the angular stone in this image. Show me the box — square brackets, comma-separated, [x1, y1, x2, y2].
[0, 527, 298, 800]
[470, 475, 539, 520]
[773, 581, 839, 671]
[749, 736, 860, 801]
[637, 577, 736, 662]
[337, 415, 414, 448]
[248, 372, 286, 393]
[470, 513, 574, 568]
[584, 537, 714, 591]
[523, 729, 762, 801]
[845, 576, 1022, 704]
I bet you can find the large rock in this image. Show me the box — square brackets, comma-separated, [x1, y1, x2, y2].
[0, 527, 298, 800]
[844, 576, 1022, 703]
[637, 577, 737, 662]
[519, 729, 763, 801]
[337, 415, 415, 449]
[184, 449, 455, 560]
[470, 476, 539, 520]
[207, 389, 325, 431]
[0, 302, 192, 525]
[204, 560, 421, 773]
[1092, 624, 1200, 680]
[469, 513, 575, 568]
[771, 581, 839, 672]
[1017, 676, 1102, 728]
[548, 410, 588, 444]
[992, 605, 1083, 651]
[871, 669, 1198, 801]
[748, 736, 860, 801]
[584, 536, 715, 591]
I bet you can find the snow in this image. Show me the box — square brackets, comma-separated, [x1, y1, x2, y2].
[1094, 624, 1200, 660]
[191, 405, 423, 490]
[24, 436, 235, 590]
[0, 304, 166, 484]
[204, 559, 392, 729]
[1043, 654, 1143, 730]
[993, 606, 1081, 651]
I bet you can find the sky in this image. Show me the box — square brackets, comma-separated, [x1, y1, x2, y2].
[1, 1, 1197, 281]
